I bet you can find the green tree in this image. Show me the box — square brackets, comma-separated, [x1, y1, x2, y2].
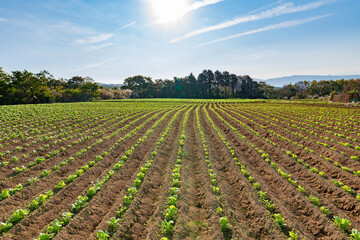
[122, 75, 153, 98]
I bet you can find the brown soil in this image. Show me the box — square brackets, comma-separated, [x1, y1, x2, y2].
[0, 111, 158, 220]
[2, 102, 360, 240]
[208, 104, 348, 239]
[172, 109, 222, 240]
[0, 111, 140, 182]
[57, 108, 185, 240]
[199, 106, 286, 240]
[1, 110, 172, 240]
[219, 105, 360, 230]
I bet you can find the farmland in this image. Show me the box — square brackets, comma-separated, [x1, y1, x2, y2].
[0, 100, 360, 240]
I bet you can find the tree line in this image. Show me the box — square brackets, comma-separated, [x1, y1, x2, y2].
[274, 79, 360, 101]
[0, 68, 99, 105]
[1, 67, 359, 105]
[122, 70, 360, 101]
[122, 70, 267, 99]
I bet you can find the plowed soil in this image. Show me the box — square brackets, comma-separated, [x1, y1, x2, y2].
[1, 101, 359, 240]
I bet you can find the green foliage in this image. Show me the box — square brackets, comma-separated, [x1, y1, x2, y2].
[165, 205, 178, 220]
[161, 220, 174, 235]
[41, 170, 51, 177]
[333, 216, 351, 232]
[351, 229, 360, 240]
[0, 221, 12, 233]
[107, 217, 119, 232]
[220, 216, 231, 232]
[46, 219, 62, 235]
[0, 189, 10, 200]
[97, 230, 110, 240]
[297, 186, 306, 194]
[54, 181, 66, 192]
[9, 209, 30, 224]
[71, 196, 89, 212]
[320, 206, 331, 215]
[288, 231, 299, 240]
[274, 213, 287, 228]
[309, 196, 320, 207]
[0, 70, 100, 104]
[66, 174, 77, 183]
[37, 233, 55, 240]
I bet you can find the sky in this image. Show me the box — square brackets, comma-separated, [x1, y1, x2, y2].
[0, 0, 359, 83]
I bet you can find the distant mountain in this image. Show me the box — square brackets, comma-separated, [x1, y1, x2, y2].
[97, 83, 123, 88]
[256, 75, 360, 87]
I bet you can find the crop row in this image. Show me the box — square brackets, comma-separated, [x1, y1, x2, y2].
[0, 110, 153, 203]
[96, 106, 186, 239]
[158, 106, 192, 240]
[195, 105, 232, 239]
[32, 107, 179, 239]
[204, 105, 302, 239]
[0, 108, 171, 236]
[211, 104, 360, 239]
[220, 105, 360, 200]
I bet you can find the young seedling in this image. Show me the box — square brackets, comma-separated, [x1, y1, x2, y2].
[333, 216, 351, 232]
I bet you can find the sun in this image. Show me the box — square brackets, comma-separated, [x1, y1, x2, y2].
[148, 0, 190, 25]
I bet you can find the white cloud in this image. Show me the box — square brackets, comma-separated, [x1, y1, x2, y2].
[248, 0, 286, 15]
[76, 33, 114, 44]
[76, 21, 136, 45]
[152, 0, 223, 24]
[236, 50, 277, 62]
[170, 0, 335, 43]
[75, 58, 117, 71]
[49, 21, 95, 35]
[187, 0, 224, 12]
[83, 42, 114, 52]
[0, 18, 8, 22]
[196, 15, 330, 47]
[116, 21, 136, 31]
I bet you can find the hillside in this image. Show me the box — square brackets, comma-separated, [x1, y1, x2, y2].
[257, 75, 360, 87]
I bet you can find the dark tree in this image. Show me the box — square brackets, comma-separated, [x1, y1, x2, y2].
[122, 75, 153, 98]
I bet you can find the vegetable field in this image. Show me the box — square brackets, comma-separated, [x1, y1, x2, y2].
[0, 100, 360, 240]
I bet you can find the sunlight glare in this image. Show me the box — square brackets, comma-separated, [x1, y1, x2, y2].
[149, 0, 189, 24]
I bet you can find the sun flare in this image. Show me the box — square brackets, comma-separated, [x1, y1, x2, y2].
[149, 0, 190, 24]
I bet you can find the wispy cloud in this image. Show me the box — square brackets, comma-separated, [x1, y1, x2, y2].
[248, 0, 286, 15]
[12, 20, 96, 40]
[51, 21, 95, 35]
[170, 0, 335, 43]
[83, 42, 114, 52]
[187, 0, 224, 12]
[76, 33, 114, 44]
[196, 15, 330, 47]
[116, 21, 136, 31]
[0, 18, 8, 22]
[76, 21, 136, 46]
[236, 50, 277, 62]
[153, 0, 223, 24]
[75, 58, 117, 71]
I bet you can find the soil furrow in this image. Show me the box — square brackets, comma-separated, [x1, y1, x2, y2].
[1, 110, 174, 240]
[199, 105, 286, 240]
[209, 104, 347, 239]
[89, 107, 186, 240]
[0, 110, 163, 221]
[173, 108, 222, 240]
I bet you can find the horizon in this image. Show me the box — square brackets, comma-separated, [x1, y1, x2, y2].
[1, 0, 360, 84]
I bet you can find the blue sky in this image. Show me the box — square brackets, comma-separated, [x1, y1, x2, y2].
[0, 0, 359, 83]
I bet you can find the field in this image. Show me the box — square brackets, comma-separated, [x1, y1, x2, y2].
[0, 100, 360, 240]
